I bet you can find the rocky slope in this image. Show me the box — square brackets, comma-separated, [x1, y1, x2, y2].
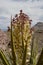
[0, 29, 10, 51]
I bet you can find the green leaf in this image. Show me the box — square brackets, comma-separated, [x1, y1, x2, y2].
[11, 19, 17, 65]
[36, 48, 43, 65]
[0, 49, 10, 65]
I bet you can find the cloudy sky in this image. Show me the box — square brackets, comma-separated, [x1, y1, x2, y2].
[0, 0, 43, 30]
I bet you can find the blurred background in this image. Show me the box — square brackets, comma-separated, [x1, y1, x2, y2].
[0, 0, 43, 30]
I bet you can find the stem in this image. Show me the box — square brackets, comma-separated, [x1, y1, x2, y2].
[11, 19, 17, 65]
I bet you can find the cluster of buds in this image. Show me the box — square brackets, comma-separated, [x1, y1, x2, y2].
[11, 10, 32, 25]
[29, 20, 32, 24]
[30, 27, 34, 34]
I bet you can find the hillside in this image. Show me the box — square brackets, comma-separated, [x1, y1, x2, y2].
[0, 29, 10, 51]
